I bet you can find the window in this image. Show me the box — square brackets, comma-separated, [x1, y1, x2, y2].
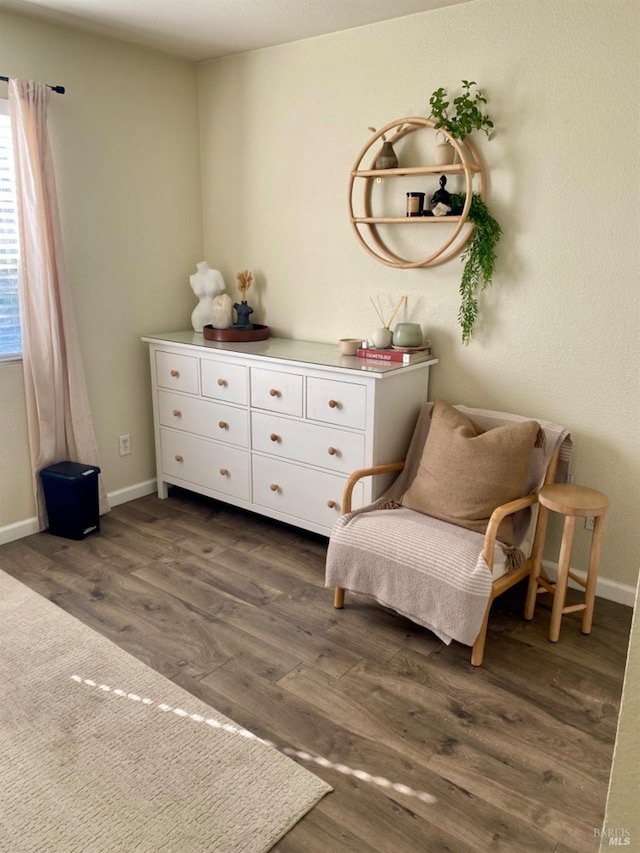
[0, 99, 21, 360]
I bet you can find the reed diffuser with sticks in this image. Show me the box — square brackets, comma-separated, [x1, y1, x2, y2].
[369, 295, 406, 348]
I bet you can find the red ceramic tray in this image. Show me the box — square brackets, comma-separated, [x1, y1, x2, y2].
[203, 324, 270, 342]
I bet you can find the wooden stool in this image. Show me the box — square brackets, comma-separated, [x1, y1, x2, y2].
[525, 483, 609, 642]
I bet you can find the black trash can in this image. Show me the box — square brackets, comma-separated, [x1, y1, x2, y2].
[40, 461, 101, 540]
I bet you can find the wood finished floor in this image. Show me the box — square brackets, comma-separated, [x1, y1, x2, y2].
[0, 488, 631, 853]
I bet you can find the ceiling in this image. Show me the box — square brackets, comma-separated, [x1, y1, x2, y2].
[0, 0, 472, 62]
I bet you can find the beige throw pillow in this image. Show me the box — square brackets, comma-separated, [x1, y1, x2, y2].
[402, 400, 540, 545]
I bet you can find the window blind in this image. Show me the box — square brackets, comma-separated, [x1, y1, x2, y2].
[0, 100, 21, 359]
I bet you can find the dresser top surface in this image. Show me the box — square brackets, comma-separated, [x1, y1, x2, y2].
[142, 332, 438, 376]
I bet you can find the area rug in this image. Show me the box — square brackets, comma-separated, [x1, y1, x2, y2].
[0, 570, 331, 852]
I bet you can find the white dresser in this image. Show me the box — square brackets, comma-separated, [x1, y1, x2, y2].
[142, 333, 438, 537]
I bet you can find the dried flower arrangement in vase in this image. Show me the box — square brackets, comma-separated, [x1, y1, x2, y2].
[203, 267, 270, 341]
[232, 269, 254, 329]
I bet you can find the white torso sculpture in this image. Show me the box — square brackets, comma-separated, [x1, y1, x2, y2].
[190, 262, 226, 332]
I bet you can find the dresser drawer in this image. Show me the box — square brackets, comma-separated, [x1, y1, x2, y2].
[251, 412, 365, 475]
[160, 428, 249, 500]
[158, 390, 248, 448]
[252, 456, 364, 528]
[306, 377, 367, 430]
[201, 359, 248, 405]
[250, 368, 303, 416]
[156, 351, 199, 395]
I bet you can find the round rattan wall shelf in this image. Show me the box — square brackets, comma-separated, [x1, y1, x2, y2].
[348, 117, 487, 269]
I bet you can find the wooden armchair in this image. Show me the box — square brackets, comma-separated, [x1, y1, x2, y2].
[326, 401, 572, 666]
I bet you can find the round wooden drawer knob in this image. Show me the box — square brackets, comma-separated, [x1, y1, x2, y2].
[270, 433, 280, 442]
[174, 454, 183, 462]
[327, 446, 337, 456]
[328, 399, 339, 409]
[270, 483, 279, 492]
[269, 388, 280, 397]
[327, 499, 337, 509]
[217, 378, 227, 387]
[219, 421, 228, 429]
[219, 468, 228, 476]
[170, 369, 179, 377]
[172, 409, 181, 417]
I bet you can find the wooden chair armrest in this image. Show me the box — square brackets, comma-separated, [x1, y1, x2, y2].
[342, 461, 405, 515]
[482, 493, 538, 571]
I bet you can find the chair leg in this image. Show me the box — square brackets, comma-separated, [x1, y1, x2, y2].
[549, 515, 576, 642]
[581, 514, 605, 635]
[471, 597, 493, 666]
[524, 563, 541, 622]
[525, 504, 549, 620]
[334, 587, 345, 608]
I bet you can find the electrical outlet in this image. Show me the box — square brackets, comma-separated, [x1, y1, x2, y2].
[585, 516, 594, 531]
[118, 434, 131, 456]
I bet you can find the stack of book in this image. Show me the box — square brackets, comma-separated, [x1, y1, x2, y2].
[356, 345, 433, 364]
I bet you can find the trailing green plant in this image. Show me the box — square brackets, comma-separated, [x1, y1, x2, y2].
[429, 80, 494, 141]
[450, 192, 502, 344]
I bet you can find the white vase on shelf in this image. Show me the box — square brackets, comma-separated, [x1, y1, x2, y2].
[211, 293, 234, 329]
[434, 141, 455, 166]
[371, 327, 392, 349]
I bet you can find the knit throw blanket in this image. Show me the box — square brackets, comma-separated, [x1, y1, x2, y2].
[326, 507, 495, 646]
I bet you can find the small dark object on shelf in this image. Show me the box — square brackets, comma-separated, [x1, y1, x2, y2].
[232, 300, 254, 330]
[431, 175, 452, 208]
[430, 175, 453, 217]
[406, 192, 425, 217]
[375, 140, 398, 169]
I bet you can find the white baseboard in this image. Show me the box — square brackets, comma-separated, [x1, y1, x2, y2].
[0, 479, 158, 546]
[0, 516, 40, 546]
[542, 560, 637, 609]
[107, 479, 157, 508]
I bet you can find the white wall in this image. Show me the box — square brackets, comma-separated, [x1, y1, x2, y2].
[1, 1, 638, 595]
[198, 0, 640, 591]
[0, 11, 203, 527]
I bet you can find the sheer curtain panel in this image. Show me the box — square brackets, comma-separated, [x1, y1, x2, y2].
[9, 79, 108, 526]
